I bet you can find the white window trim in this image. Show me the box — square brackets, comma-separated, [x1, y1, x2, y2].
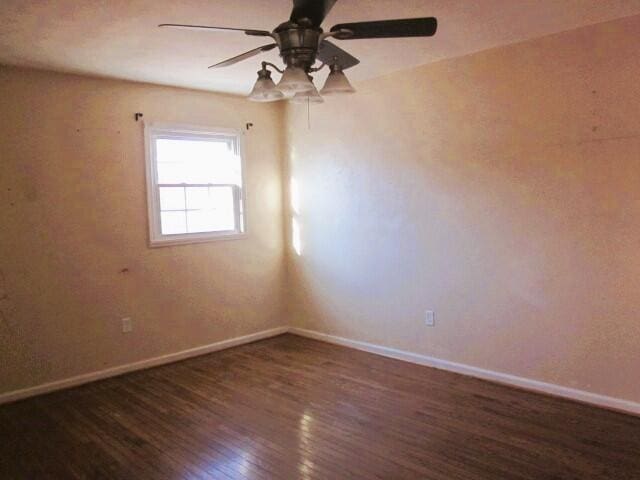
[144, 122, 247, 247]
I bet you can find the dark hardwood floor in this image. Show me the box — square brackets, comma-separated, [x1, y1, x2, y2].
[1, 334, 639, 479]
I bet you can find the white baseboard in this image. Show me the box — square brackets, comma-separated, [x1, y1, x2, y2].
[4, 325, 639, 417]
[289, 327, 640, 417]
[0, 326, 288, 405]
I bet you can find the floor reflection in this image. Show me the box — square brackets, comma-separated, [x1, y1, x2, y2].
[298, 410, 316, 479]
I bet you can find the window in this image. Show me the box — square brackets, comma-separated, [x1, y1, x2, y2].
[144, 123, 245, 246]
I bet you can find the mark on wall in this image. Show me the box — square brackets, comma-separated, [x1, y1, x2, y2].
[0, 268, 15, 332]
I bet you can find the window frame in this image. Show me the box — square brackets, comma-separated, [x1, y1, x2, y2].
[144, 122, 247, 247]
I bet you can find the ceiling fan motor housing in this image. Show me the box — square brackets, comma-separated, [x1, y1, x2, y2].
[274, 21, 322, 70]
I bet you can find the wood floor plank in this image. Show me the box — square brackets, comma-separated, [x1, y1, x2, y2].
[1, 333, 639, 479]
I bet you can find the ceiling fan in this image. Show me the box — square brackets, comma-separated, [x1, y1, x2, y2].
[159, 0, 437, 103]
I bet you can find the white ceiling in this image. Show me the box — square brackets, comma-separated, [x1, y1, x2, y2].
[1, 0, 640, 95]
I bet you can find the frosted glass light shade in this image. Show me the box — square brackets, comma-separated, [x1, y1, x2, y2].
[320, 66, 356, 95]
[276, 66, 314, 93]
[290, 82, 324, 104]
[248, 70, 284, 102]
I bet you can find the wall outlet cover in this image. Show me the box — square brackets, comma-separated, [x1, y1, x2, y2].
[425, 311, 435, 327]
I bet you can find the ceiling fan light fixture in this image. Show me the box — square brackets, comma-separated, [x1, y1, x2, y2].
[320, 64, 356, 95]
[276, 66, 315, 93]
[290, 77, 324, 104]
[248, 68, 284, 102]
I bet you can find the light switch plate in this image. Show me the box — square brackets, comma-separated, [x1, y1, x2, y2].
[121, 317, 133, 333]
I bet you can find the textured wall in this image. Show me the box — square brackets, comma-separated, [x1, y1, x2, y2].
[285, 15, 640, 403]
[0, 67, 285, 393]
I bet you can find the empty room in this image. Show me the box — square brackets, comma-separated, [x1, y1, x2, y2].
[1, 0, 640, 478]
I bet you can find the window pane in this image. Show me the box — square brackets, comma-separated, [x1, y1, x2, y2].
[186, 210, 235, 233]
[185, 186, 236, 233]
[155, 138, 241, 185]
[156, 162, 187, 184]
[209, 187, 236, 230]
[185, 187, 212, 210]
[187, 210, 217, 233]
[159, 187, 185, 211]
[160, 211, 187, 235]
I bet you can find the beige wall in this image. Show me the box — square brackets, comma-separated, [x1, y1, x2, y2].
[285, 15, 640, 403]
[0, 67, 285, 393]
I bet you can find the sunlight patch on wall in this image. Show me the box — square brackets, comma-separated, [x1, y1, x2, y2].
[292, 217, 302, 256]
[291, 177, 300, 214]
[291, 177, 302, 255]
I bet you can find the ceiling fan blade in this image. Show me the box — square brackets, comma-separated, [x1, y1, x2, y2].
[290, 0, 338, 27]
[158, 23, 272, 37]
[316, 40, 359, 69]
[208, 44, 278, 69]
[330, 17, 437, 40]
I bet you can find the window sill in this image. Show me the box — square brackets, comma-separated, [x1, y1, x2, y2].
[148, 232, 247, 248]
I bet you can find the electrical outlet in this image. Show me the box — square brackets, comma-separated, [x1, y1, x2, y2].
[425, 310, 435, 327]
[121, 317, 133, 333]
